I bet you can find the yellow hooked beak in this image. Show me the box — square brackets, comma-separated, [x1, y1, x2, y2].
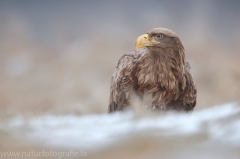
[135, 34, 160, 50]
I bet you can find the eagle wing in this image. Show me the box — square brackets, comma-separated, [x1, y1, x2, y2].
[108, 48, 145, 112]
[167, 62, 197, 111]
[182, 65, 197, 111]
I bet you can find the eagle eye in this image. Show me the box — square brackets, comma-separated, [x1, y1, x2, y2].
[157, 33, 164, 39]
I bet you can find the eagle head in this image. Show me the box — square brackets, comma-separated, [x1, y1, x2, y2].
[135, 28, 184, 52]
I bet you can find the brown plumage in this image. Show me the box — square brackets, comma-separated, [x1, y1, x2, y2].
[108, 28, 197, 112]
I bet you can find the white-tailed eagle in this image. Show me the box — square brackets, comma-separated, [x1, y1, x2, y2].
[109, 28, 197, 112]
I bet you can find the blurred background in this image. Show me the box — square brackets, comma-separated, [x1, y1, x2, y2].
[0, 0, 240, 116]
[1, 0, 240, 159]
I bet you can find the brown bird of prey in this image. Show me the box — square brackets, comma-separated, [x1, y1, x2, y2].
[108, 28, 196, 112]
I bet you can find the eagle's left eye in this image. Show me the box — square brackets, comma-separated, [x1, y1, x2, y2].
[157, 33, 164, 39]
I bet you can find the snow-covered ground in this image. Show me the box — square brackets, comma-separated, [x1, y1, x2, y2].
[1, 103, 240, 157]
